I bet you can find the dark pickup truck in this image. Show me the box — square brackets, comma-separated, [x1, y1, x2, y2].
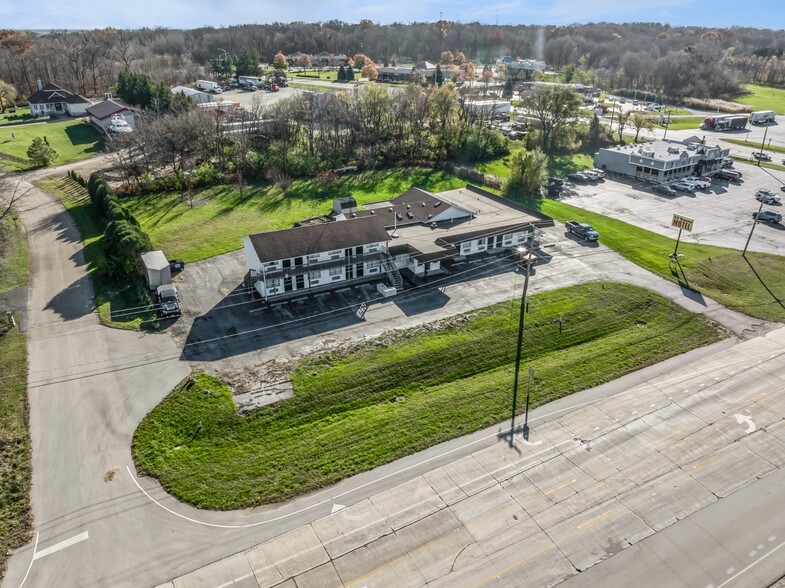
[565, 220, 599, 241]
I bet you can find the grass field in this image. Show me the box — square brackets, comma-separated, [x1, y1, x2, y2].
[732, 84, 785, 115]
[122, 168, 466, 262]
[133, 282, 723, 509]
[35, 176, 154, 330]
[0, 212, 31, 583]
[0, 322, 31, 583]
[288, 83, 345, 93]
[523, 196, 785, 323]
[657, 116, 705, 131]
[0, 217, 28, 294]
[0, 107, 33, 125]
[0, 119, 104, 170]
[293, 70, 340, 81]
[724, 138, 785, 154]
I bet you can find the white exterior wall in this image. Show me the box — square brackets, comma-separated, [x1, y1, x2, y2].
[245, 240, 388, 300]
[67, 102, 89, 116]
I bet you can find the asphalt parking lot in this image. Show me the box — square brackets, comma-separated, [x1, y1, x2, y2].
[560, 162, 785, 256]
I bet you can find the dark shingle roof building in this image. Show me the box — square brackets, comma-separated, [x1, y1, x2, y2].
[26, 82, 91, 117]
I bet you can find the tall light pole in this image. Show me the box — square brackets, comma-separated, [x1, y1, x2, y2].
[510, 242, 534, 446]
[743, 200, 765, 257]
[757, 125, 769, 167]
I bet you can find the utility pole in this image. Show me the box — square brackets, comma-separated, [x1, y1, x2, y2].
[510, 243, 534, 446]
[743, 200, 765, 257]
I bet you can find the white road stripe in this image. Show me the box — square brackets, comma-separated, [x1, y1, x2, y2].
[32, 531, 89, 561]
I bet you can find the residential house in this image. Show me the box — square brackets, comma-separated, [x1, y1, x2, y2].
[242, 185, 554, 303]
[313, 51, 348, 67]
[26, 81, 91, 117]
[86, 97, 141, 131]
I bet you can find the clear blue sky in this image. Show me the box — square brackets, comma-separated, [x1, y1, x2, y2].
[0, 0, 781, 31]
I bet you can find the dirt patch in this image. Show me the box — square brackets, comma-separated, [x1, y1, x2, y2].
[103, 469, 119, 482]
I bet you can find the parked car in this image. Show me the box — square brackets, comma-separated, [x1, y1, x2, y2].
[752, 151, 772, 161]
[582, 170, 603, 181]
[671, 180, 694, 192]
[108, 119, 132, 133]
[568, 172, 591, 183]
[645, 103, 661, 111]
[168, 259, 186, 273]
[565, 220, 600, 241]
[684, 176, 711, 190]
[715, 169, 742, 182]
[591, 168, 606, 178]
[547, 177, 564, 187]
[156, 284, 181, 318]
[753, 210, 783, 223]
[721, 157, 734, 168]
[653, 184, 677, 196]
[755, 189, 781, 204]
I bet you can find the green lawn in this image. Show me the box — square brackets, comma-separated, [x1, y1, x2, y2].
[724, 138, 785, 154]
[0, 217, 28, 294]
[523, 196, 785, 323]
[0, 119, 104, 170]
[732, 84, 785, 114]
[35, 176, 155, 330]
[288, 83, 345, 93]
[293, 70, 340, 81]
[133, 282, 723, 509]
[658, 116, 705, 131]
[0, 202, 31, 584]
[0, 107, 33, 125]
[663, 108, 693, 115]
[122, 168, 466, 262]
[0, 321, 31, 584]
[475, 150, 594, 179]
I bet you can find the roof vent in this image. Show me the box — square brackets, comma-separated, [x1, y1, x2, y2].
[406, 211, 414, 219]
[422, 202, 426, 207]
[434, 201, 442, 207]
[396, 212, 403, 221]
[388, 207, 393, 212]
[370, 210, 375, 215]
[406, 205, 411, 209]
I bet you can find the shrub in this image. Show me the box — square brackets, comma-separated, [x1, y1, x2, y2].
[190, 162, 221, 188]
[450, 127, 509, 162]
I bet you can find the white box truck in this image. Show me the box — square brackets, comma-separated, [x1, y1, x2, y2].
[749, 110, 776, 125]
[196, 80, 222, 94]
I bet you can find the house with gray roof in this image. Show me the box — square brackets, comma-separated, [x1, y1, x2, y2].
[26, 81, 91, 117]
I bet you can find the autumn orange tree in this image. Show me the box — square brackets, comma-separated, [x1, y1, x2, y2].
[272, 51, 288, 70]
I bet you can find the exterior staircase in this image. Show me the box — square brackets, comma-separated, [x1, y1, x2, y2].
[381, 254, 404, 290]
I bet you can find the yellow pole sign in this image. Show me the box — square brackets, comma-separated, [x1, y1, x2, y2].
[671, 214, 694, 232]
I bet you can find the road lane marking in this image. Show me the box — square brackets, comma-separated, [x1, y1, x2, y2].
[32, 531, 89, 561]
[716, 537, 785, 588]
[17, 531, 39, 588]
[216, 572, 252, 588]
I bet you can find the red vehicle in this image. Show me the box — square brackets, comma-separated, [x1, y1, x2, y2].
[269, 84, 279, 92]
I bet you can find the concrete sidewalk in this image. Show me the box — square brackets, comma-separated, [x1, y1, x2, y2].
[157, 326, 785, 588]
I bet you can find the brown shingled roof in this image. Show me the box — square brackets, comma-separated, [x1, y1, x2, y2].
[247, 216, 390, 263]
[85, 99, 140, 120]
[26, 83, 90, 105]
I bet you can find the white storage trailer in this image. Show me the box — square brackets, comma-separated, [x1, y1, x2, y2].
[196, 80, 222, 93]
[141, 250, 171, 290]
[749, 110, 776, 125]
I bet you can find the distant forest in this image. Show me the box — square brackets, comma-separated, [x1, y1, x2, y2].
[2, 21, 785, 101]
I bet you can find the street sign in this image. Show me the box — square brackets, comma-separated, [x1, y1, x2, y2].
[671, 214, 694, 232]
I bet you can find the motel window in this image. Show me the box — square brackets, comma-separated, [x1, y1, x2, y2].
[329, 267, 342, 277]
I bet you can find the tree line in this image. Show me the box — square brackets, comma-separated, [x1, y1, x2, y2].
[1, 22, 785, 104]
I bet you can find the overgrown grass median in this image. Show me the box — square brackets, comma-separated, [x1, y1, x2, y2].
[0, 321, 30, 583]
[133, 282, 723, 509]
[0, 210, 31, 583]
